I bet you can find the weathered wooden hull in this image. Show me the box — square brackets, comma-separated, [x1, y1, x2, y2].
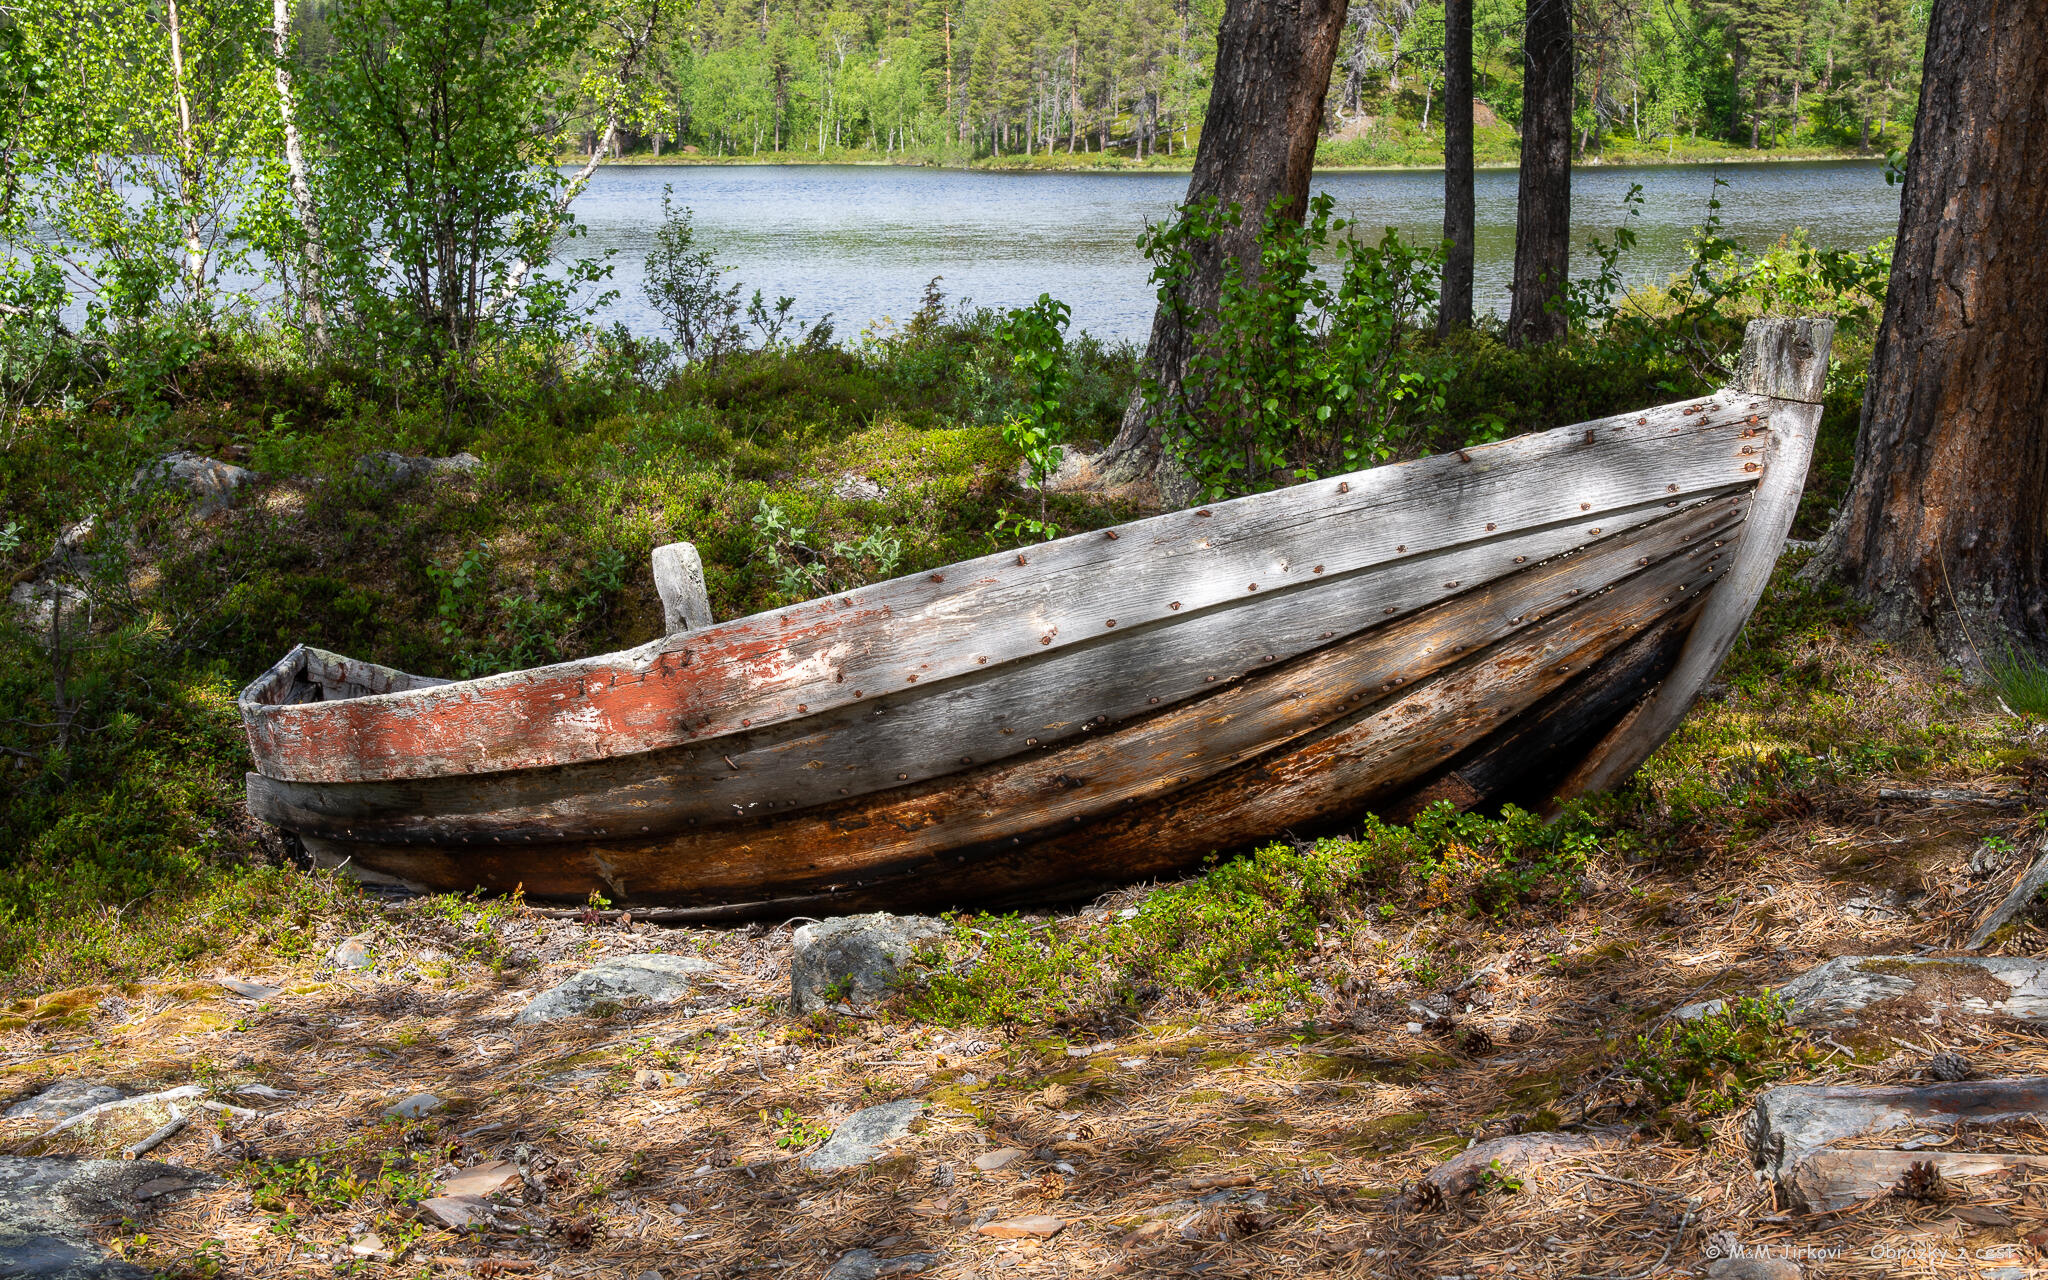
[239, 319, 1833, 914]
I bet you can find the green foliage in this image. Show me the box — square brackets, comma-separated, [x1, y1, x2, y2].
[247, 1126, 442, 1216]
[995, 292, 1072, 539]
[1624, 992, 1801, 1115]
[761, 1107, 832, 1150]
[305, 0, 607, 383]
[1140, 193, 1449, 499]
[910, 803, 1613, 1026]
[1990, 647, 2048, 718]
[644, 189, 744, 364]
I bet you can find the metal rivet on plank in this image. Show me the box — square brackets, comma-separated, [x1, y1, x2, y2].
[930, 574, 944, 583]
[1197, 509, 1212, 517]
[1105, 619, 1116, 627]
[1104, 530, 1119, 540]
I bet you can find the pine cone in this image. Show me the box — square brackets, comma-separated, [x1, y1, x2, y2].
[1460, 1026, 1496, 1056]
[1407, 1180, 1448, 1214]
[1895, 1159, 1947, 1203]
[1929, 1050, 1973, 1082]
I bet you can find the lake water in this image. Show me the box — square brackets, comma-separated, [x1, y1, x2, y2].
[573, 160, 1902, 345]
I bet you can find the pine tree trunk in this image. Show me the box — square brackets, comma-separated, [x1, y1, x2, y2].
[1505, 0, 1571, 346]
[1438, 0, 1474, 335]
[1815, 0, 2048, 660]
[1099, 0, 1350, 497]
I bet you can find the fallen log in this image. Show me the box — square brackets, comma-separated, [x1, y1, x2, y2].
[1747, 1078, 2048, 1182]
[1783, 1148, 2048, 1214]
[1747, 1077, 2048, 1212]
[1420, 1128, 1632, 1199]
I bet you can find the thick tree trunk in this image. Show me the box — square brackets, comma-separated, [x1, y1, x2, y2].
[1100, 0, 1350, 497]
[1505, 0, 1571, 346]
[1814, 0, 2048, 661]
[1438, 0, 1474, 335]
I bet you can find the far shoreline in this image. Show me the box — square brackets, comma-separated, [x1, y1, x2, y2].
[553, 150, 1892, 177]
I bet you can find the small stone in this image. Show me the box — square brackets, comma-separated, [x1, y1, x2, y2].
[831, 474, 887, 502]
[634, 1069, 683, 1089]
[974, 1214, 1065, 1239]
[973, 1147, 1026, 1172]
[791, 914, 945, 1014]
[801, 1100, 924, 1171]
[218, 977, 282, 1001]
[440, 1159, 520, 1198]
[330, 937, 374, 970]
[1928, 1050, 1973, 1082]
[383, 1093, 441, 1119]
[1706, 1259, 1800, 1280]
[824, 1250, 880, 1280]
[419, 1194, 493, 1228]
[348, 1232, 387, 1259]
[1672, 999, 1728, 1021]
[635, 1271, 667, 1280]
[5, 1080, 125, 1121]
[877, 1257, 941, 1278]
[516, 953, 716, 1024]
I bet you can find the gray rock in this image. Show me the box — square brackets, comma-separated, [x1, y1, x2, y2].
[1773, 955, 2048, 1028]
[10, 581, 89, 636]
[134, 452, 254, 515]
[4, 1082, 124, 1123]
[0, 1156, 212, 1279]
[218, 977, 281, 1001]
[1672, 998, 1727, 1022]
[801, 1100, 924, 1171]
[878, 1257, 941, 1277]
[1706, 1259, 1800, 1280]
[830, 474, 887, 502]
[791, 914, 944, 1014]
[383, 1093, 441, 1119]
[824, 1251, 879, 1280]
[354, 452, 483, 490]
[329, 937, 374, 970]
[514, 953, 716, 1024]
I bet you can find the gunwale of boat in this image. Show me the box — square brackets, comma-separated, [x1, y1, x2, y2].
[240, 381, 1802, 787]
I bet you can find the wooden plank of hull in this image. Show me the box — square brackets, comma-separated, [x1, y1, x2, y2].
[294, 501, 1732, 908]
[246, 488, 1747, 845]
[1381, 608, 1695, 822]
[242, 394, 1778, 784]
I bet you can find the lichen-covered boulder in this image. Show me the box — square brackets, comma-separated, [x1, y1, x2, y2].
[790, 913, 944, 1014]
[515, 953, 716, 1024]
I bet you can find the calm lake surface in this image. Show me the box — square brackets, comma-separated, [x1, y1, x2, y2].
[573, 160, 1902, 344]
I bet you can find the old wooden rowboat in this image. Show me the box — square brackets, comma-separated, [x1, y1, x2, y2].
[240, 317, 1832, 917]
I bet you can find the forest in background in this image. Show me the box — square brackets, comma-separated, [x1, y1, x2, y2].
[380, 0, 1936, 164]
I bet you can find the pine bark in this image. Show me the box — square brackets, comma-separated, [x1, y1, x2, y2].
[1438, 0, 1475, 335]
[1100, 0, 1350, 497]
[1505, 0, 1572, 346]
[1815, 0, 2048, 659]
